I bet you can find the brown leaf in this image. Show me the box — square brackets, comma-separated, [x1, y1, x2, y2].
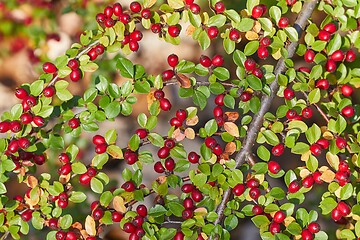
[184, 128, 195, 139]
[156, 176, 167, 184]
[147, 92, 156, 111]
[85, 216, 96, 236]
[224, 122, 240, 137]
[186, 25, 196, 36]
[113, 196, 126, 213]
[320, 169, 335, 183]
[172, 128, 185, 142]
[176, 74, 191, 88]
[224, 112, 239, 122]
[245, 31, 258, 40]
[186, 116, 199, 126]
[224, 142, 236, 155]
[26, 175, 38, 188]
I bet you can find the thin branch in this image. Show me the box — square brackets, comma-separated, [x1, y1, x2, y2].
[210, 1, 319, 238]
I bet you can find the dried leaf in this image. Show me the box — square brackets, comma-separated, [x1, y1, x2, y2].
[172, 128, 185, 141]
[176, 74, 191, 88]
[184, 128, 195, 139]
[186, 116, 199, 126]
[253, 21, 262, 33]
[147, 91, 156, 111]
[186, 25, 196, 36]
[245, 31, 258, 40]
[156, 176, 167, 184]
[326, 152, 339, 170]
[323, 130, 334, 140]
[300, 151, 310, 161]
[299, 168, 311, 178]
[320, 169, 335, 183]
[283, 216, 295, 227]
[85, 216, 96, 236]
[26, 175, 38, 188]
[224, 142, 236, 155]
[113, 196, 126, 213]
[224, 122, 239, 137]
[224, 112, 239, 122]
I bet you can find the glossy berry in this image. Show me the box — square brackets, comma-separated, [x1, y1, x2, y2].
[136, 204, 148, 217]
[188, 151, 200, 164]
[341, 105, 355, 118]
[43, 86, 55, 97]
[212, 144, 223, 156]
[269, 222, 281, 235]
[170, 117, 182, 127]
[174, 232, 185, 240]
[214, 1, 225, 13]
[207, 25, 219, 39]
[336, 137, 347, 149]
[92, 208, 104, 220]
[164, 139, 176, 149]
[123, 222, 136, 233]
[68, 118, 80, 129]
[56, 231, 66, 240]
[212, 54, 224, 66]
[183, 198, 194, 209]
[257, 46, 269, 59]
[310, 144, 322, 156]
[119, 13, 131, 24]
[252, 68, 264, 78]
[260, 37, 271, 47]
[162, 69, 175, 80]
[240, 91, 252, 102]
[205, 137, 217, 149]
[141, 8, 151, 19]
[92, 135, 106, 145]
[189, 3, 201, 14]
[182, 209, 193, 219]
[57, 199, 68, 209]
[252, 205, 264, 215]
[215, 94, 225, 106]
[318, 30, 331, 41]
[272, 144, 284, 156]
[252, 5, 264, 19]
[337, 201, 351, 216]
[191, 189, 203, 202]
[154, 161, 165, 173]
[10, 121, 21, 133]
[176, 109, 187, 122]
[273, 211, 286, 223]
[111, 211, 123, 222]
[345, 50, 356, 62]
[157, 147, 170, 159]
[58, 163, 71, 175]
[249, 187, 261, 199]
[154, 90, 165, 100]
[288, 180, 300, 193]
[278, 17, 289, 28]
[104, 18, 115, 28]
[331, 208, 342, 221]
[33, 154, 46, 165]
[286, 0, 297, 6]
[151, 23, 161, 33]
[160, 98, 172, 111]
[302, 175, 315, 188]
[325, 59, 337, 72]
[69, 69, 82, 81]
[79, 173, 91, 185]
[15, 88, 28, 99]
[338, 161, 349, 172]
[246, 178, 260, 188]
[229, 29, 240, 41]
[124, 151, 138, 165]
[168, 25, 181, 37]
[129, 41, 139, 52]
[301, 229, 314, 240]
[213, 106, 223, 117]
[181, 183, 194, 193]
[302, 107, 313, 119]
[341, 84, 353, 97]
[122, 181, 136, 192]
[43, 62, 57, 74]
[268, 161, 281, 174]
[308, 222, 320, 234]
[244, 58, 256, 71]
[135, 128, 148, 139]
[130, 1, 142, 13]
[323, 22, 337, 34]
[313, 171, 323, 184]
[21, 209, 33, 222]
[200, 55, 212, 67]
[167, 54, 179, 67]
[304, 49, 315, 63]
[315, 79, 329, 90]
[331, 50, 344, 62]
[165, 158, 175, 171]
[284, 88, 295, 100]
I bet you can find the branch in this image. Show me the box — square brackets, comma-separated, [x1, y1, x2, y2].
[210, 1, 319, 238]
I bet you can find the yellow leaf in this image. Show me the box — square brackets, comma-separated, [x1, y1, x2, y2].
[113, 196, 126, 213]
[245, 31, 258, 40]
[143, 0, 157, 8]
[224, 122, 239, 137]
[85, 216, 96, 236]
[184, 128, 195, 139]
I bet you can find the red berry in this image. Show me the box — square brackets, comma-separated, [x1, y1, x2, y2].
[341, 105, 355, 118]
[162, 69, 175, 80]
[182, 209, 193, 219]
[90, 201, 99, 210]
[188, 151, 200, 164]
[302, 175, 315, 188]
[58, 163, 72, 175]
[298, 67, 311, 73]
[260, 37, 271, 47]
[87, 48, 98, 61]
[21, 209, 33, 222]
[213, 106, 223, 117]
[33, 154, 46, 165]
[215, 94, 225, 106]
[96, 13, 106, 23]
[43, 62, 57, 74]
[104, 18, 115, 28]
[252, 68, 264, 78]
[189, 3, 200, 14]
[331, 50, 344, 62]
[345, 50, 356, 62]
[318, 30, 331, 41]
[56, 231, 66, 240]
[308, 222, 320, 234]
[286, 0, 297, 6]
[104, 6, 113, 18]
[92, 135, 106, 145]
[167, 54, 179, 67]
[331, 208, 342, 221]
[7, 140, 19, 153]
[129, 40, 139, 52]
[48, 217, 58, 229]
[200, 55, 212, 67]
[336, 137, 347, 149]
[284, 88, 295, 100]
[205, 137, 217, 149]
[181, 184, 194, 193]
[246, 178, 260, 188]
[136, 204, 148, 217]
[157, 147, 170, 159]
[212, 144, 223, 156]
[191, 189, 203, 202]
[240, 91, 252, 102]
[0, 121, 10, 133]
[79, 173, 91, 185]
[269, 222, 281, 235]
[164, 139, 176, 149]
[323, 22, 337, 34]
[257, 46, 269, 59]
[288, 180, 300, 193]
[268, 161, 281, 174]
[183, 198, 194, 209]
[244, 58, 256, 71]
[338, 161, 349, 172]
[207, 26, 219, 39]
[123, 222, 136, 233]
[212, 54, 224, 67]
[341, 84, 353, 97]
[229, 28, 240, 41]
[151, 23, 161, 33]
[174, 232, 185, 240]
[325, 59, 337, 72]
[43, 86, 55, 97]
[315, 79, 329, 90]
[68, 118, 80, 129]
[252, 205, 264, 215]
[159, 98, 172, 111]
[278, 17, 289, 28]
[135, 128, 148, 139]
[133, 216, 144, 227]
[249, 187, 261, 199]
[124, 151, 138, 165]
[15, 88, 28, 99]
[310, 144, 322, 156]
[121, 181, 136, 192]
[57, 199, 68, 208]
[337, 201, 351, 216]
[272, 144, 284, 156]
[301, 229, 314, 240]
[154, 90, 165, 100]
[273, 211, 286, 223]
[111, 211, 123, 222]
[168, 25, 181, 37]
[252, 5, 264, 19]
[141, 8, 151, 19]
[214, 1, 225, 13]
[313, 171, 323, 184]
[10, 120, 22, 133]
[70, 69, 82, 82]
[130, 30, 143, 41]
[304, 49, 315, 63]
[92, 208, 104, 220]
[154, 161, 165, 173]
[302, 107, 313, 119]
[113, 3, 123, 16]
[130, 1, 142, 13]
[316, 138, 329, 150]
[119, 13, 131, 24]
[176, 109, 187, 122]
[165, 158, 175, 171]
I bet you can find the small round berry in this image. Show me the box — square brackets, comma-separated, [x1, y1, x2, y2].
[341, 106, 355, 118]
[43, 86, 55, 97]
[141, 8, 151, 19]
[154, 89, 165, 100]
[121, 181, 136, 192]
[269, 222, 281, 235]
[229, 28, 240, 41]
[336, 137, 347, 149]
[189, 3, 201, 14]
[167, 54, 179, 67]
[278, 17, 289, 28]
[191, 189, 203, 202]
[207, 26, 219, 39]
[165, 158, 175, 171]
[325, 59, 337, 73]
[168, 25, 181, 37]
[69, 69, 82, 82]
[151, 23, 161, 33]
[341, 84, 353, 97]
[308, 222, 320, 234]
[111, 211, 123, 222]
[214, 1, 225, 13]
[188, 151, 200, 164]
[249, 187, 261, 199]
[330, 50, 344, 62]
[15, 88, 28, 99]
[310, 144, 322, 156]
[345, 50, 356, 62]
[21, 209, 33, 222]
[130, 1, 142, 13]
[302, 107, 313, 119]
[181, 183, 194, 193]
[159, 98, 172, 111]
[273, 211, 286, 223]
[135, 128, 148, 139]
[272, 144, 284, 156]
[232, 183, 245, 196]
[43, 62, 57, 74]
[252, 5, 264, 19]
[304, 49, 315, 63]
[323, 22, 337, 34]
[302, 175, 315, 188]
[318, 30, 331, 41]
[288, 180, 300, 193]
[301, 229, 314, 240]
[162, 69, 175, 80]
[154, 161, 165, 173]
[212, 54, 224, 67]
[68, 118, 80, 129]
[92, 135, 106, 145]
[244, 58, 256, 71]
[257, 46, 269, 59]
[315, 79, 329, 90]
[157, 147, 170, 159]
[284, 88, 295, 100]
[136, 204, 148, 217]
[268, 161, 281, 174]
[200, 55, 212, 67]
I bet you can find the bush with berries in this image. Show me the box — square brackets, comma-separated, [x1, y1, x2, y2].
[1, 0, 360, 239]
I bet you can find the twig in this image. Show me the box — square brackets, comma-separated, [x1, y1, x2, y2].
[209, 1, 319, 239]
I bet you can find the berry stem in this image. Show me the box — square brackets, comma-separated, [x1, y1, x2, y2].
[210, 1, 318, 238]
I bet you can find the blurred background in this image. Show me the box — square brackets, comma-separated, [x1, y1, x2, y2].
[0, 0, 358, 239]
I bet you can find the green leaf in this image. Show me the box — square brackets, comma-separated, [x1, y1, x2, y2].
[193, 89, 207, 110]
[0, 182, 6, 194]
[291, 142, 309, 154]
[247, 75, 263, 91]
[71, 162, 87, 174]
[286, 222, 302, 235]
[224, 9, 240, 23]
[90, 177, 104, 194]
[251, 215, 270, 228]
[340, 183, 353, 200]
[308, 88, 321, 104]
[104, 101, 121, 119]
[319, 197, 337, 215]
[100, 191, 113, 207]
[148, 204, 167, 217]
[223, 38, 235, 54]
[261, 130, 280, 146]
[116, 57, 134, 78]
[257, 145, 270, 161]
[148, 133, 165, 147]
[244, 41, 260, 56]
[269, 6, 281, 22]
[284, 27, 298, 42]
[205, 119, 218, 136]
[59, 215, 73, 229]
[30, 80, 44, 96]
[258, 18, 273, 32]
[167, 202, 184, 217]
[305, 124, 321, 144]
[198, 30, 211, 50]
[224, 215, 238, 231]
[69, 191, 87, 203]
[192, 173, 207, 187]
[208, 14, 227, 27]
[326, 33, 342, 55]
[176, 60, 195, 74]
